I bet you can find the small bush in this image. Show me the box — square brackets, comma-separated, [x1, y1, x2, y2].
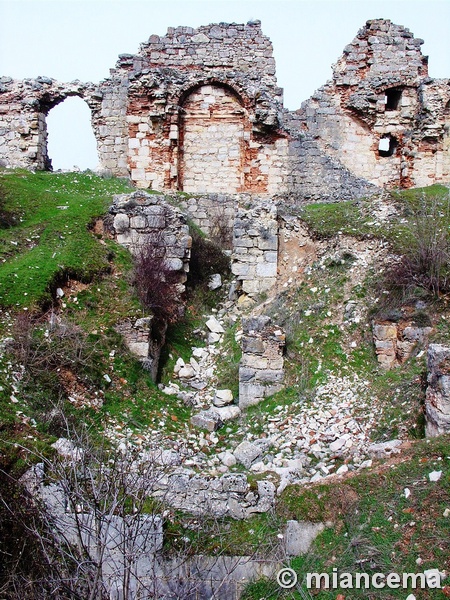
[132, 233, 182, 324]
[386, 194, 450, 297]
[209, 209, 233, 249]
[9, 313, 105, 433]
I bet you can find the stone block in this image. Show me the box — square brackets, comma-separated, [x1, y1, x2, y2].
[206, 316, 225, 333]
[190, 410, 222, 432]
[240, 355, 269, 369]
[130, 215, 147, 229]
[242, 337, 265, 354]
[233, 441, 263, 468]
[231, 263, 251, 277]
[214, 405, 241, 421]
[242, 279, 261, 295]
[127, 341, 149, 358]
[256, 262, 277, 277]
[113, 213, 129, 233]
[254, 369, 284, 383]
[239, 366, 257, 382]
[264, 251, 278, 263]
[285, 520, 325, 556]
[213, 389, 234, 406]
[239, 382, 266, 408]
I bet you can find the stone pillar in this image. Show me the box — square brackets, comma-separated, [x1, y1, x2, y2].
[232, 200, 278, 297]
[425, 344, 450, 437]
[239, 316, 285, 409]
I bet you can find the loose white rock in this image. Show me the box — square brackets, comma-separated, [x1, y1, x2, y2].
[213, 389, 234, 407]
[429, 470, 442, 482]
[206, 316, 225, 334]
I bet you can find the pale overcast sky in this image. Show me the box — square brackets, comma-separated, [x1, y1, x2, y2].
[1, 0, 449, 170]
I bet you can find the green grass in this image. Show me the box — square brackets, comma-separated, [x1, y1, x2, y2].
[243, 435, 450, 599]
[214, 322, 242, 398]
[0, 170, 199, 472]
[0, 170, 132, 308]
[299, 201, 381, 240]
[163, 510, 282, 557]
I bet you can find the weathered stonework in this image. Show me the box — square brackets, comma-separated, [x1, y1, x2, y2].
[154, 470, 275, 519]
[178, 192, 236, 241]
[109, 189, 191, 276]
[239, 316, 285, 409]
[1, 19, 448, 200]
[425, 344, 450, 437]
[232, 199, 279, 296]
[109, 190, 191, 379]
[290, 19, 450, 197]
[372, 319, 433, 369]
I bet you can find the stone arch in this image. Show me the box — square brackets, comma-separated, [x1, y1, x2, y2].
[36, 89, 98, 171]
[46, 96, 99, 170]
[177, 83, 248, 193]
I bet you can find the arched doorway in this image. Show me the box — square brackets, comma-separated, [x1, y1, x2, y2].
[46, 96, 98, 171]
[178, 84, 246, 193]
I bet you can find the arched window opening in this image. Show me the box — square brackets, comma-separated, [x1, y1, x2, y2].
[444, 100, 450, 116]
[378, 135, 398, 157]
[46, 96, 98, 171]
[384, 88, 402, 111]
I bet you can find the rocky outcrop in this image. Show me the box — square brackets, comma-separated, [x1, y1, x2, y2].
[372, 318, 432, 368]
[425, 344, 450, 437]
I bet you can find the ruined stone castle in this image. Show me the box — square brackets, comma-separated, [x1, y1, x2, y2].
[1, 19, 449, 201]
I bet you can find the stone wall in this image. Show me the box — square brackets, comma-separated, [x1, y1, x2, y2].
[294, 19, 450, 192]
[239, 316, 285, 409]
[154, 470, 275, 519]
[109, 190, 191, 277]
[178, 192, 237, 241]
[1, 19, 449, 199]
[232, 199, 279, 296]
[109, 190, 191, 378]
[115, 20, 285, 192]
[0, 78, 101, 170]
[425, 344, 450, 437]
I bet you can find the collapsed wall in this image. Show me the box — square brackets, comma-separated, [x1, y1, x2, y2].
[294, 19, 450, 192]
[109, 190, 192, 379]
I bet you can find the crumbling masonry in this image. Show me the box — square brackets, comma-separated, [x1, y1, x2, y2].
[1, 19, 449, 199]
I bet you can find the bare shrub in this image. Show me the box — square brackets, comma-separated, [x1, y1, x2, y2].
[386, 193, 450, 297]
[0, 426, 279, 600]
[209, 206, 233, 250]
[0, 472, 75, 600]
[132, 233, 182, 324]
[9, 313, 103, 433]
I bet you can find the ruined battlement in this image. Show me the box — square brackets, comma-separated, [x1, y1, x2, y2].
[0, 19, 449, 200]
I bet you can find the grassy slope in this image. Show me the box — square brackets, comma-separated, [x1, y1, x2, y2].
[0, 170, 193, 475]
[243, 186, 450, 598]
[1, 171, 449, 597]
